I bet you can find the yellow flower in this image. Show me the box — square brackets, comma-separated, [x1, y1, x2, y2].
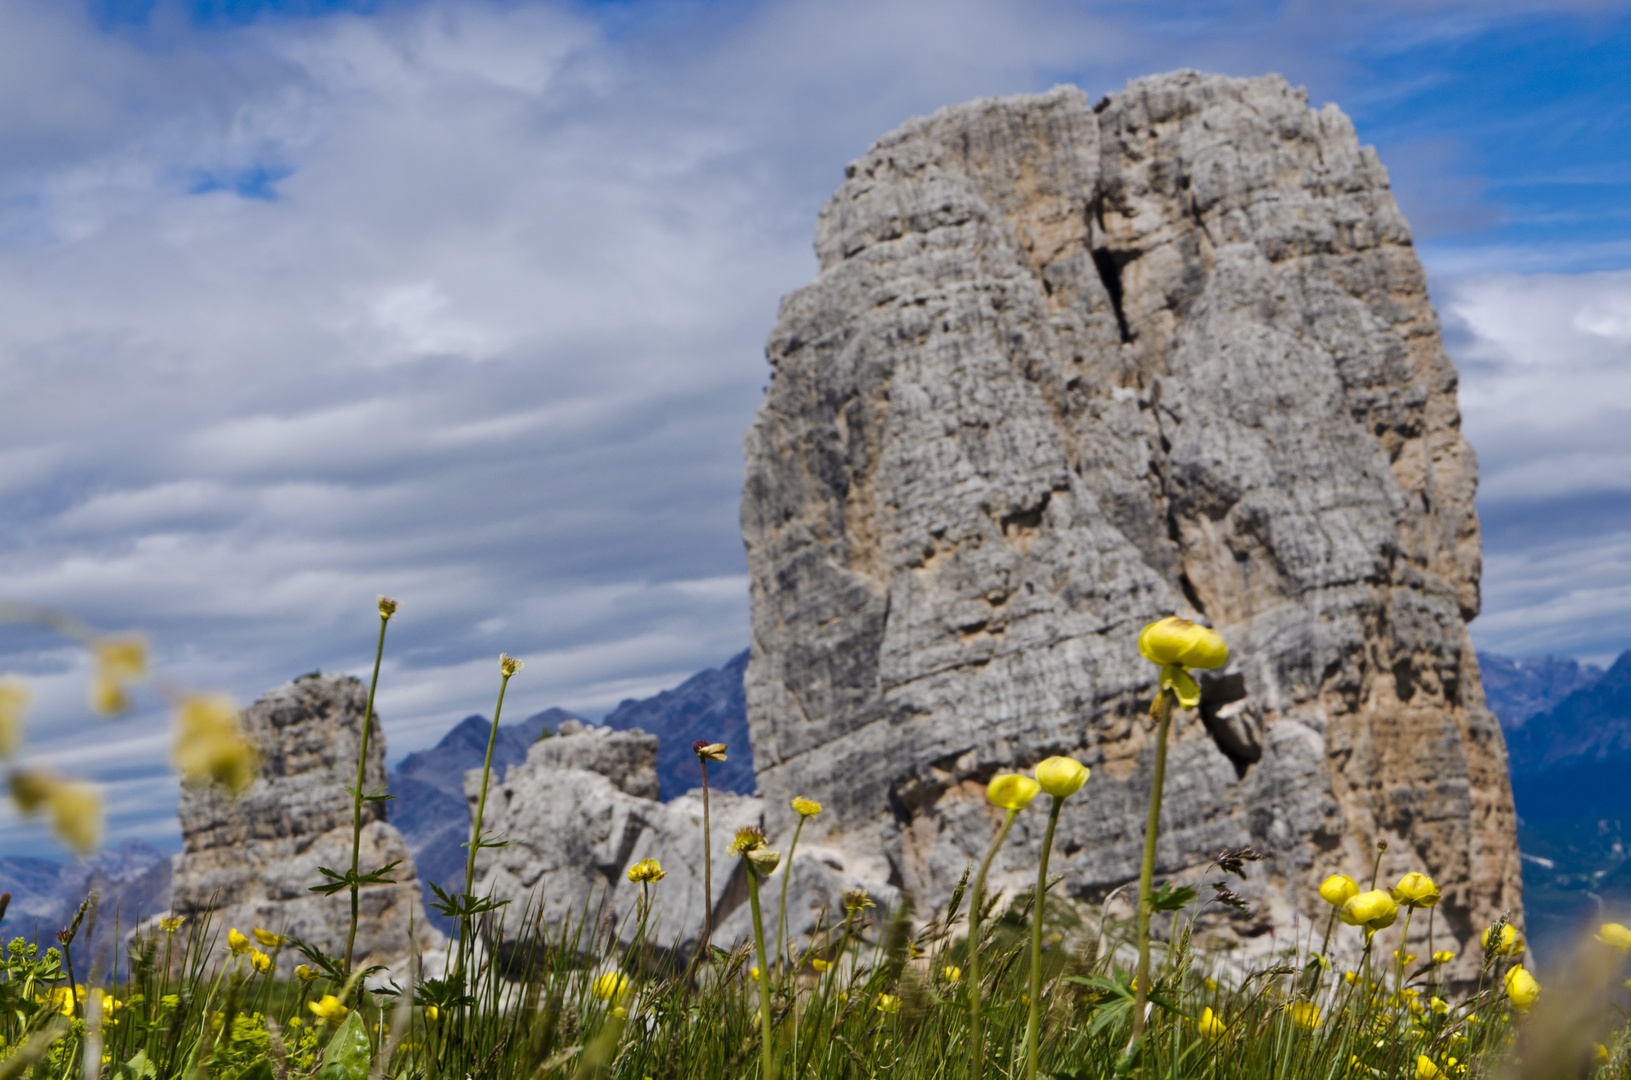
[1339, 890, 1399, 931]
[1432, 949, 1455, 965]
[1597, 923, 1631, 954]
[227, 929, 252, 956]
[1343, 970, 1359, 985]
[377, 596, 398, 618]
[811, 958, 830, 973]
[425, 1005, 439, 1022]
[1203, 977, 1218, 991]
[1198, 1006, 1226, 1039]
[791, 796, 822, 817]
[0, 678, 30, 757]
[499, 654, 522, 677]
[593, 972, 629, 1001]
[90, 636, 147, 714]
[749, 967, 760, 980]
[1391, 872, 1441, 909]
[693, 741, 728, 762]
[250, 950, 273, 975]
[874, 994, 901, 1014]
[1289, 1002, 1320, 1030]
[730, 826, 765, 855]
[942, 965, 961, 983]
[1394, 950, 1417, 966]
[612, 1005, 627, 1020]
[1319, 874, 1359, 908]
[1596, 1044, 1610, 1065]
[294, 964, 319, 982]
[1416, 1055, 1443, 1079]
[1430, 996, 1448, 1015]
[309, 995, 348, 1025]
[1034, 756, 1089, 798]
[173, 695, 258, 795]
[253, 928, 284, 947]
[1504, 966, 1540, 1010]
[844, 889, 874, 912]
[1482, 923, 1523, 957]
[48, 779, 103, 854]
[160, 916, 185, 934]
[1138, 617, 1229, 670]
[986, 773, 1041, 811]
[626, 858, 666, 883]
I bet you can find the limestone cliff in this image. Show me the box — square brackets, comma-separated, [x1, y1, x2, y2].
[168, 674, 440, 975]
[741, 71, 1520, 977]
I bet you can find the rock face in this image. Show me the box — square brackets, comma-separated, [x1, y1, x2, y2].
[467, 721, 893, 954]
[169, 674, 440, 973]
[741, 71, 1521, 977]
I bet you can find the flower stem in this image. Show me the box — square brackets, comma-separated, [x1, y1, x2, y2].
[344, 611, 391, 975]
[701, 761, 713, 955]
[460, 669, 513, 972]
[779, 816, 806, 973]
[969, 808, 1020, 1080]
[1395, 906, 1415, 997]
[1025, 796, 1064, 1080]
[1133, 688, 1174, 1043]
[747, 862, 777, 1080]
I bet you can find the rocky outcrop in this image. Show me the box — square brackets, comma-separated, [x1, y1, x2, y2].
[467, 721, 893, 955]
[168, 674, 440, 974]
[741, 71, 1521, 978]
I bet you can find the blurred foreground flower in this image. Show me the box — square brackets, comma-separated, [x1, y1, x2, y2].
[90, 636, 147, 715]
[308, 995, 348, 1025]
[874, 994, 901, 1015]
[943, 965, 961, 983]
[0, 678, 29, 757]
[10, 772, 104, 854]
[593, 972, 629, 1002]
[1198, 1007, 1226, 1039]
[173, 695, 258, 795]
[1416, 1055, 1443, 1079]
[1597, 922, 1631, 954]
[1289, 1002, 1319, 1031]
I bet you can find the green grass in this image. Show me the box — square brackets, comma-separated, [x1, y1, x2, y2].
[0, 872, 1625, 1080]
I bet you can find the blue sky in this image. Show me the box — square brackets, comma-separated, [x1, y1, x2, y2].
[0, 0, 1628, 857]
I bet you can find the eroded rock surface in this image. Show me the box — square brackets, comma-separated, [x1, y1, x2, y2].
[168, 674, 440, 974]
[741, 71, 1521, 977]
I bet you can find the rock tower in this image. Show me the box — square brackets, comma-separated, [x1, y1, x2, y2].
[741, 71, 1521, 975]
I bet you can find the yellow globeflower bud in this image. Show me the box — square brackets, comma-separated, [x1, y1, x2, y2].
[308, 995, 348, 1025]
[1391, 872, 1441, 909]
[593, 972, 629, 1001]
[49, 780, 103, 854]
[253, 928, 285, 947]
[1035, 756, 1089, 798]
[791, 796, 822, 817]
[1138, 617, 1229, 670]
[0, 678, 30, 758]
[1482, 923, 1523, 957]
[226, 928, 252, 956]
[1319, 874, 1359, 908]
[986, 773, 1041, 811]
[749, 967, 760, 980]
[90, 636, 147, 715]
[1597, 922, 1631, 954]
[1339, 890, 1398, 930]
[1504, 965, 1540, 1010]
[1198, 1006, 1226, 1039]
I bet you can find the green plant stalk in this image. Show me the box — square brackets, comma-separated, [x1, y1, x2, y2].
[344, 610, 391, 974]
[461, 668, 514, 970]
[969, 807, 1021, 1080]
[747, 862, 777, 1080]
[1133, 687, 1175, 1043]
[779, 815, 807, 973]
[701, 760, 714, 954]
[1025, 795, 1064, 1080]
[1394, 906, 1415, 997]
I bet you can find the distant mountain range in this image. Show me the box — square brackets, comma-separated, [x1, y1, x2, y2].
[0, 840, 172, 969]
[1477, 649, 1631, 966]
[386, 650, 754, 932]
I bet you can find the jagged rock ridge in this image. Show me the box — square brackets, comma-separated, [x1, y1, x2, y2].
[167, 674, 440, 974]
[740, 71, 1521, 976]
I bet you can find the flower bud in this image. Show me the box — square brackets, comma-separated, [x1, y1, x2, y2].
[1391, 872, 1441, 909]
[1034, 756, 1089, 798]
[747, 848, 782, 877]
[593, 972, 629, 1001]
[1504, 965, 1540, 1010]
[1138, 617, 1228, 670]
[986, 773, 1041, 811]
[1318, 874, 1359, 908]
[1339, 890, 1398, 930]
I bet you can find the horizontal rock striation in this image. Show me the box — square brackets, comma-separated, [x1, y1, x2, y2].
[741, 71, 1520, 976]
[167, 674, 440, 975]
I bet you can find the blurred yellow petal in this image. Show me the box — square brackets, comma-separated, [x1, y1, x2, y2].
[0, 678, 30, 757]
[49, 780, 103, 854]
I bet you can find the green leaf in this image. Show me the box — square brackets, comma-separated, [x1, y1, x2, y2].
[115, 1050, 158, 1080]
[315, 1010, 372, 1080]
[1148, 883, 1198, 913]
[236, 1060, 275, 1080]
